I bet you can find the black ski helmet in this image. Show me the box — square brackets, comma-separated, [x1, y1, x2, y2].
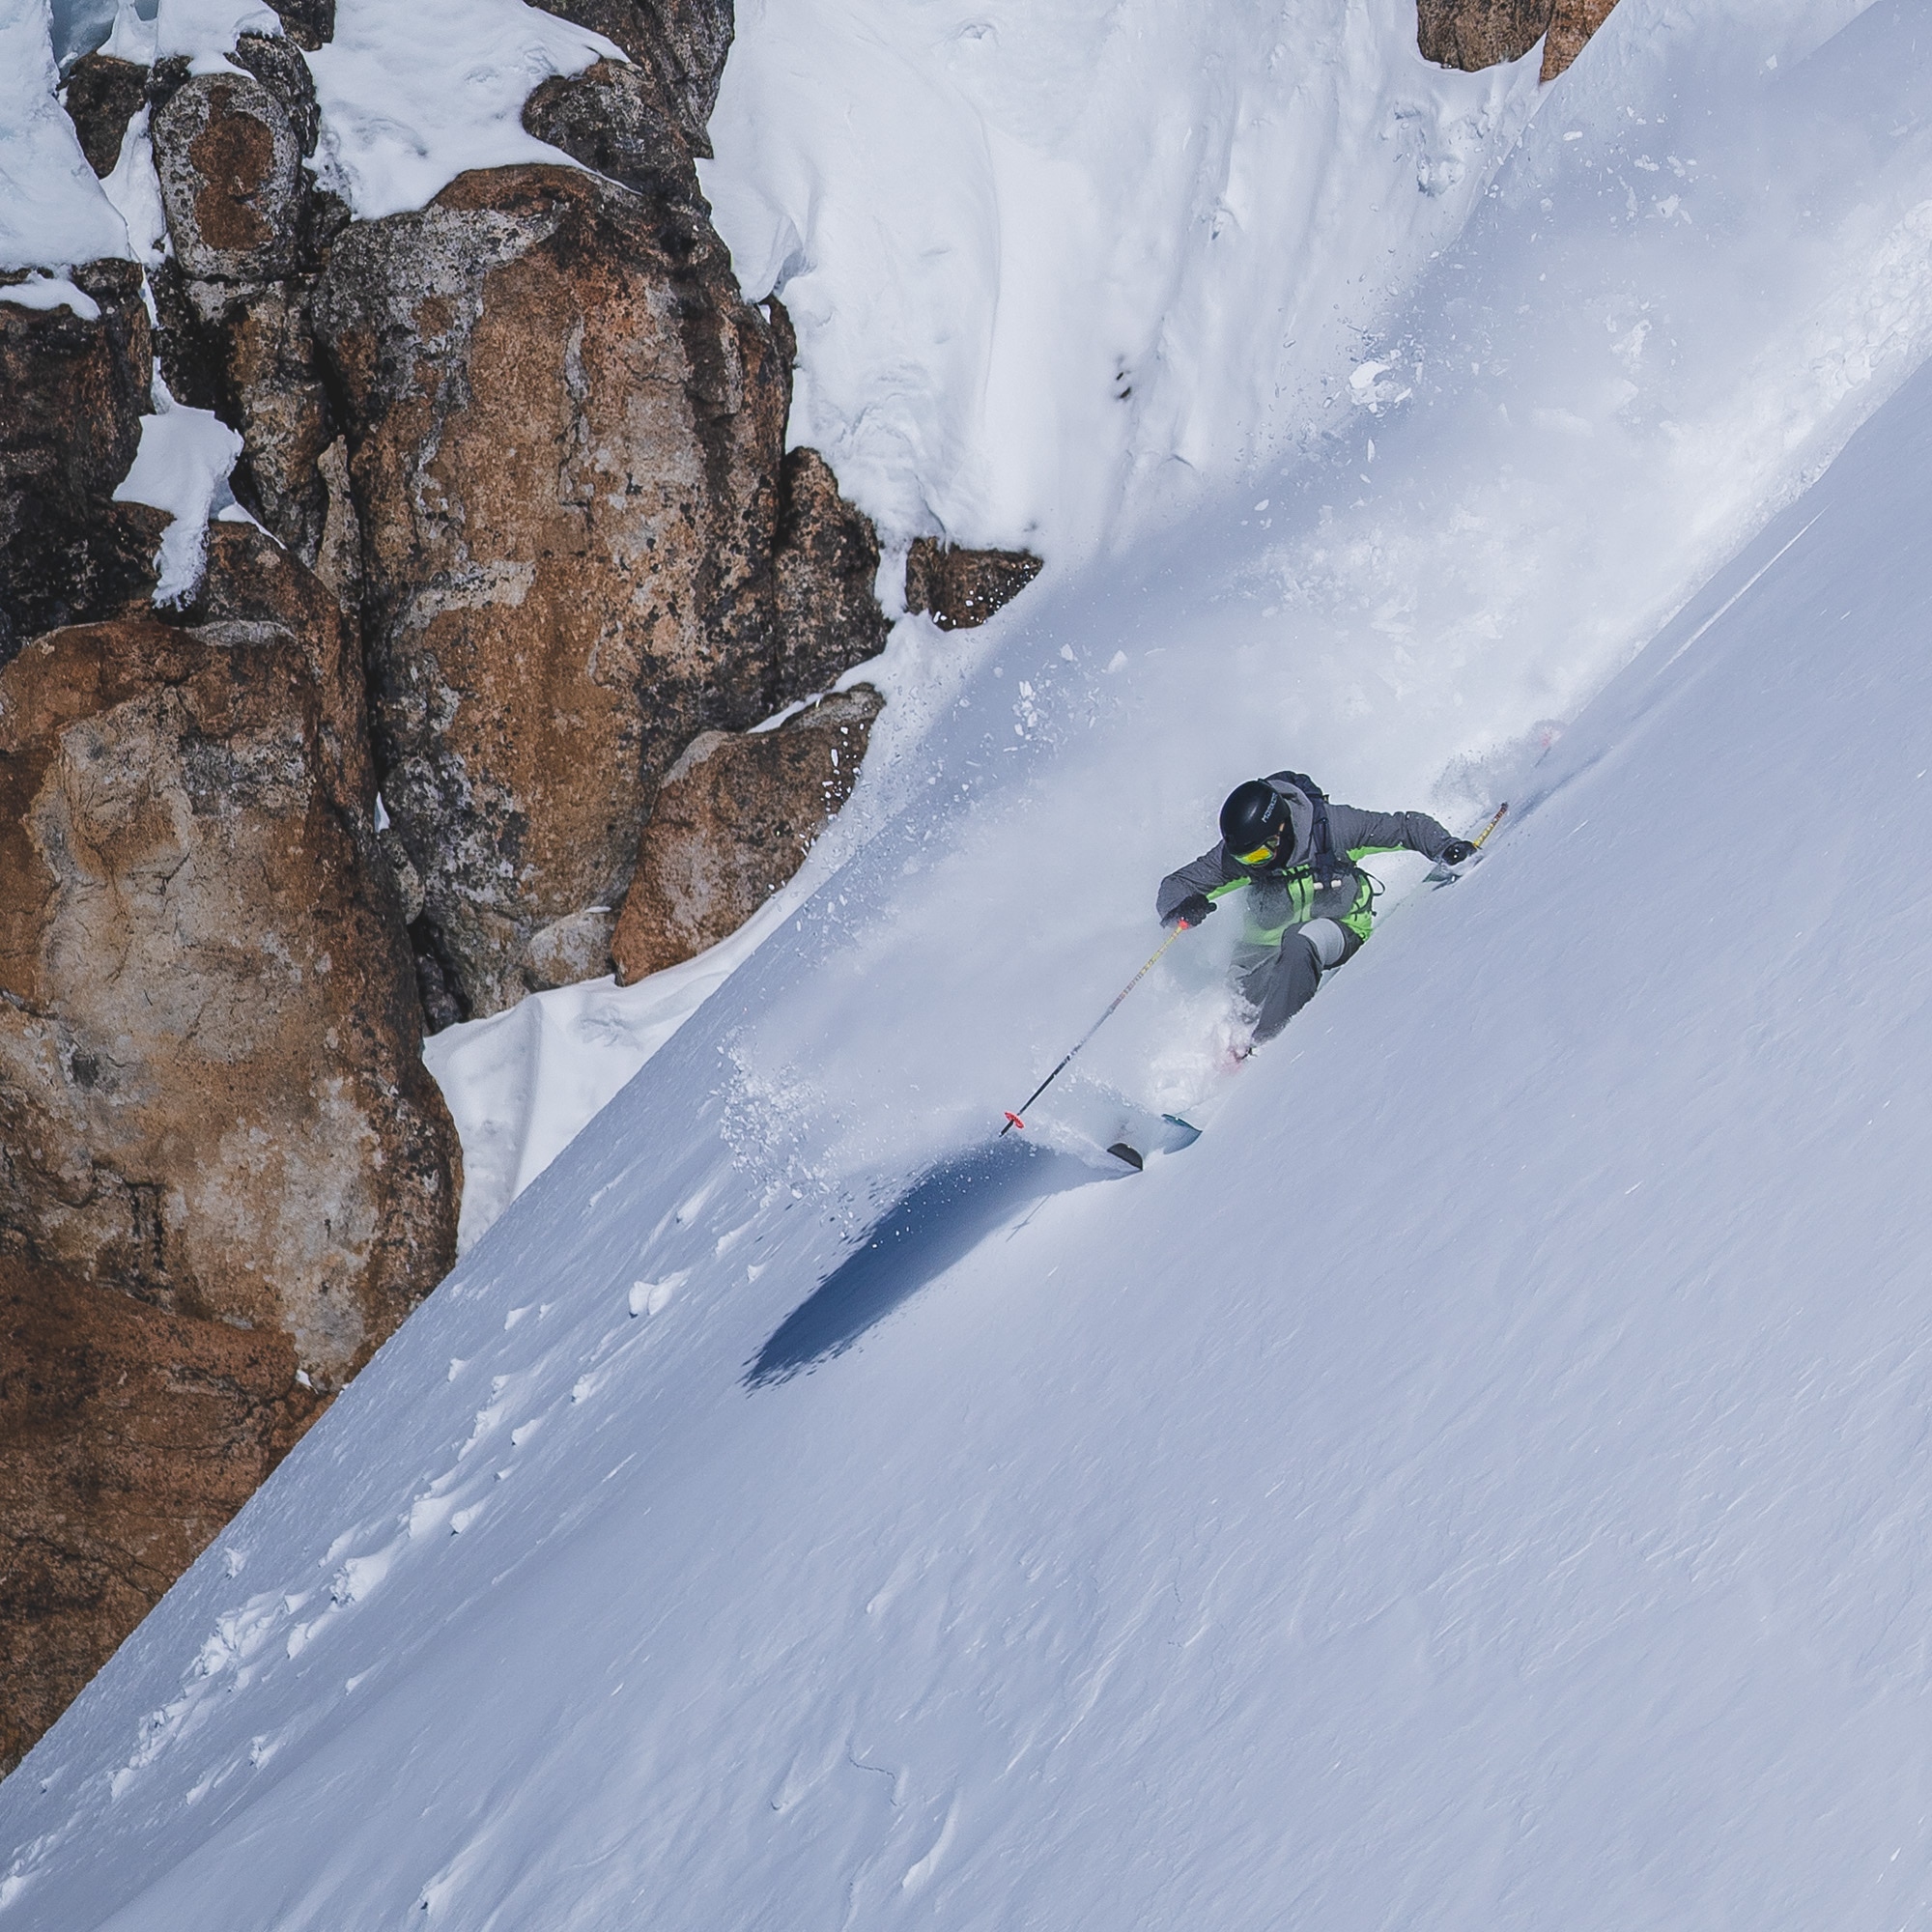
[1220, 780, 1290, 866]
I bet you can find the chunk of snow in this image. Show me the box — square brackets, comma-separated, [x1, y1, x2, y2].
[112, 376, 245, 606]
[99, 106, 167, 268]
[0, 272, 100, 319]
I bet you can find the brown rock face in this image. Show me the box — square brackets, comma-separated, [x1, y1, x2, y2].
[61, 53, 150, 177]
[1415, 0, 1617, 76]
[1416, 0, 1549, 71]
[904, 539, 1043, 632]
[1542, 0, 1618, 79]
[776, 447, 889, 696]
[0, 259, 159, 659]
[313, 434, 363, 611]
[313, 163, 794, 1019]
[230, 30, 322, 160]
[528, 0, 734, 153]
[269, 0, 335, 51]
[524, 57, 704, 209]
[0, 531, 460, 1388]
[0, 526, 452, 1772]
[213, 283, 338, 562]
[611, 684, 883, 982]
[0, 1246, 320, 1778]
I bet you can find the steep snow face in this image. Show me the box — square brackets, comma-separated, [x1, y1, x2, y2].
[8, 2, 1932, 1926]
[702, 0, 1548, 554]
[7, 307, 1932, 1932]
[699, 0, 1890, 557]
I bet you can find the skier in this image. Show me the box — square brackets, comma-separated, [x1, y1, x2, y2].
[1155, 772, 1475, 1048]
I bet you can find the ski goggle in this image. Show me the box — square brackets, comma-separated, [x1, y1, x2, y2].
[1233, 837, 1281, 867]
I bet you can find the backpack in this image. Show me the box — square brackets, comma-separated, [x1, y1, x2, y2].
[1271, 770, 1346, 887]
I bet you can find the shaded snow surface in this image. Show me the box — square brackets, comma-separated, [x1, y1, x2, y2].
[7, 2, 1932, 1925]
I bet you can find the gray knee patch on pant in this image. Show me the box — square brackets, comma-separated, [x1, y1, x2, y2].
[1300, 918, 1347, 971]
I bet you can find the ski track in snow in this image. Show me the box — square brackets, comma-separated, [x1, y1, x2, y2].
[7, 1, 1932, 1927]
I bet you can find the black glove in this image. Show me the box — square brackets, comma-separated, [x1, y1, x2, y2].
[1165, 893, 1214, 929]
[1439, 838, 1477, 867]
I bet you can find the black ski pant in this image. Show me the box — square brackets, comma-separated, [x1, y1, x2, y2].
[1232, 919, 1362, 1042]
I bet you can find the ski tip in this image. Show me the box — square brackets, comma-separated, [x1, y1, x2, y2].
[1105, 1142, 1145, 1171]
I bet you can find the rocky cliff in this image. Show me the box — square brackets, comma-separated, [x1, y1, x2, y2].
[1, 0, 910, 1776]
[311, 161, 792, 1020]
[0, 259, 163, 654]
[1416, 0, 1619, 80]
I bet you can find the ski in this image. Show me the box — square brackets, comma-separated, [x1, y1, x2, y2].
[1022, 1072, 1203, 1172]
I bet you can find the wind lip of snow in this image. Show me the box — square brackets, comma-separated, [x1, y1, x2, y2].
[305, 0, 625, 220]
[0, 2, 132, 272]
[112, 375, 245, 606]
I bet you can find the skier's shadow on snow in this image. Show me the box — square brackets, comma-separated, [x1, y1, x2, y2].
[746, 1137, 1104, 1387]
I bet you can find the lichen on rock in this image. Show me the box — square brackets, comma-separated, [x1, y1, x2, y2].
[59, 53, 149, 178]
[144, 50, 346, 564]
[0, 258, 161, 659]
[312, 162, 794, 1019]
[526, 0, 734, 155]
[0, 529, 461, 1387]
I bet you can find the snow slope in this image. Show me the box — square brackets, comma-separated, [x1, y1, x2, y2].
[700, 0, 1548, 554]
[7, 1, 1932, 1924]
[9, 305, 1932, 1932]
[433, 0, 1932, 1243]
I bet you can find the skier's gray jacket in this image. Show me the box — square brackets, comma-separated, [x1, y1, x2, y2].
[1155, 773, 1455, 945]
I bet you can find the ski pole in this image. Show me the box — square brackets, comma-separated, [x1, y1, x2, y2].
[1001, 921, 1190, 1134]
[1470, 801, 1508, 849]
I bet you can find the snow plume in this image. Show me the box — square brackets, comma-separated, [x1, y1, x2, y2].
[425, 0, 1932, 1225]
